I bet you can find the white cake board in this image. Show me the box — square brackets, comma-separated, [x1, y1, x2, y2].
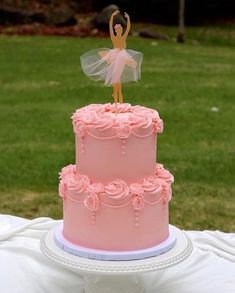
[54, 223, 177, 261]
[40, 224, 193, 293]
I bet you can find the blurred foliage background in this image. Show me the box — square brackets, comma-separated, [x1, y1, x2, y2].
[0, 0, 235, 25]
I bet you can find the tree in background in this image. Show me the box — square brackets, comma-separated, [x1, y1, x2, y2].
[177, 0, 185, 42]
[0, 0, 234, 26]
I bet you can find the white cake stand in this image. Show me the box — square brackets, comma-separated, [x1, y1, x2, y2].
[40, 225, 193, 293]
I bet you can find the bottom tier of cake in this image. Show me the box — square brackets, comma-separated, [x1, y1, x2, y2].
[58, 163, 174, 252]
[54, 223, 177, 260]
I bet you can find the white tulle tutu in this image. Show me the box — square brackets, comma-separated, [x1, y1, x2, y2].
[80, 48, 143, 86]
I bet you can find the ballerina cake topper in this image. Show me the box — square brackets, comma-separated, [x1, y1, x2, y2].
[80, 10, 143, 105]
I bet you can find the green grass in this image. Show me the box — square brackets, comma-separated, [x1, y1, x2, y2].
[0, 26, 235, 231]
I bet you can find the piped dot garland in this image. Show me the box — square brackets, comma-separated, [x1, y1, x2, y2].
[121, 139, 126, 155]
[134, 210, 139, 227]
[81, 137, 85, 154]
[162, 185, 169, 220]
[91, 211, 96, 225]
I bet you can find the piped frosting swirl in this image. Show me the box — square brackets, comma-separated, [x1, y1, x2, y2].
[72, 103, 163, 139]
[59, 163, 173, 201]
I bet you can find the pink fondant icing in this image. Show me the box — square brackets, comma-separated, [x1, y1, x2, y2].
[72, 103, 163, 184]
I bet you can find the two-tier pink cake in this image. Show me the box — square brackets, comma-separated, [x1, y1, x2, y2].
[56, 102, 175, 260]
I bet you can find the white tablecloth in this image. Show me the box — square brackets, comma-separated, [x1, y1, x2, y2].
[0, 214, 235, 293]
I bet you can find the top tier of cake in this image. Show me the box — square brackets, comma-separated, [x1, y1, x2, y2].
[72, 103, 163, 185]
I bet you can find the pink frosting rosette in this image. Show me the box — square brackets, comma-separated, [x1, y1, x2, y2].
[59, 164, 76, 179]
[71, 108, 83, 120]
[158, 179, 172, 203]
[131, 105, 158, 118]
[71, 104, 164, 138]
[129, 183, 144, 195]
[72, 108, 95, 124]
[84, 192, 99, 211]
[149, 109, 161, 121]
[116, 123, 132, 138]
[130, 105, 163, 131]
[94, 115, 115, 131]
[130, 105, 146, 113]
[129, 114, 144, 126]
[67, 174, 90, 194]
[104, 103, 114, 112]
[58, 180, 68, 198]
[142, 176, 162, 194]
[131, 194, 145, 210]
[73, 121, 87, 138]
[105, 103, 131, 113]
[105, 179, 129, 199]
[156, 164, 174, 184]
[130, 114, 152, 129]
[116, 103, 132, 113]
[153, 119, 164, 134]
[87, 182, 104, 194]
[86, 104, 105, 114]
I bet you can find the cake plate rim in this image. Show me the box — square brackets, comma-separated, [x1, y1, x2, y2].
[40, 224, 193, 275]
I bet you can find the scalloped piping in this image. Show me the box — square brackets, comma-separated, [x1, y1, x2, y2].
[64, 192, 164, 209]
[83, 128, 155, 140]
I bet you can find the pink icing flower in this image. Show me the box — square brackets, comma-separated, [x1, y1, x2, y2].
[94, 116, 115, 131]
[67, 174, 90, 194]
[84, 192, 99, 211]
[131, 106, 158, 118]
[87, 182, 104, 194]
[58, 180, 68, 198]
[105, 103, 131, 113]
[105, 179, 129, 199]
[116, 103, 132, 113]
[130, 105, 145, 113]
[86, 104, 105, 114]
[149, 109, 161, 121]
[104, 103, 113, 112]
[142, 176, 161, 194]
[153, 119, 164, 134]
[129, 183, 144, 195]
[130, 114, 152, 129]
[131, 194, 145, 210]
[72, 109, 95, 124]
[161, 184, 172, 204]
[71, 109, 83, 121]
[59, 164, 76, 179]
[156, 164, 174, 184]
[130, 106, 163, 131]
[73, 121, 87, 138]
[116, 123, 131, 139]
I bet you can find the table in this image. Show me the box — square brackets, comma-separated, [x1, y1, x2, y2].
[0, 214, 235, 293]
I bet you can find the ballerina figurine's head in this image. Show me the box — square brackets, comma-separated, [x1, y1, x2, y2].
[114, 24, 123, 36]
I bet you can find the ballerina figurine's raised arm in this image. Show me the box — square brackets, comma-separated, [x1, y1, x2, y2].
[80, 11, 143, 105]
